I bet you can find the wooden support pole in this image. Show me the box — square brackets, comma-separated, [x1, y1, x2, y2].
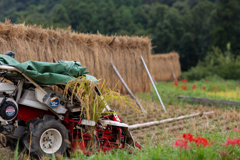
[111, 61, 147, 116]
[53, 56, 58, 63]
[172, 73, 177, 80]
[149, 90, 155, 102]
[152, 76, 157, 85]
[128, 111, 214, 130]
[141, 56, 167, 113]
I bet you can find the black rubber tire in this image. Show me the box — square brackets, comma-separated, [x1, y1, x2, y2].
[22, 115, 69, 158]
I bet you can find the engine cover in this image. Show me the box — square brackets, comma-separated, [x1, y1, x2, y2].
[0, 98, 18, 121]
[42, 90, 67, 114]
[0, 83, 15, 95]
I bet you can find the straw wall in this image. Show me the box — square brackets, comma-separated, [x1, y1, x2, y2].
[0, 20, 151, 94]
[151, 52, 181, 81]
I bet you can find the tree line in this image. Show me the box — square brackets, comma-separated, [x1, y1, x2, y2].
[0, 0, 239, 71]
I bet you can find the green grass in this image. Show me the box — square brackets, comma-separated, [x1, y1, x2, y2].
[5, 79, 240, 159]
[66, 79, 240, 159]
[67, 129, 240, 160]
[137, 80, 240, 105]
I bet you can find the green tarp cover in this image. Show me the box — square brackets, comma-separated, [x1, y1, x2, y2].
[0, 54, 97, 85]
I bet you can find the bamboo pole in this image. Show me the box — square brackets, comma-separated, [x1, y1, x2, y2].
[152, 76, 157, 85]
[128, 111, 214, 130]
[111, 61, 147, 116]
[53, 56, 58, 63]
[141, 55, 167, 113]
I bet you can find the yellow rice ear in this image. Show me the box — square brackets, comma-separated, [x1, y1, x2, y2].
[63, 77, 140, 123]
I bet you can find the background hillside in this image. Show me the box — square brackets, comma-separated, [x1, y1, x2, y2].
[0, 0, 240, 71]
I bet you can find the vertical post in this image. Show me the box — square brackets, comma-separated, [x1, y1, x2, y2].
[152, 76, 157, 85]
[53, 56, 58, 63]
[140, 56, 167, 113]
[172, 73, 177, 80]
[111, 61, 147, 116]
[149, 90, 155, 102]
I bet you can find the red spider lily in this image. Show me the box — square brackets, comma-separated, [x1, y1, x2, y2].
[183, 133, 195, 142]
[174, 139, 191, 149]
[212, 86, 219, 91]
[234, 128, 240, 133]
[194, 137, 211, 147]
[174, 80, 178, 86]
[211, 86, 218, 90]
[191, 84, 196, 90]
[206, 80, 209, 82]
[181, 133, 211, 147]
[202, 86, 206, 90]
[182, 79, 188, 83]
[222, 138, 240, 147]
[181, 85, 187, 90]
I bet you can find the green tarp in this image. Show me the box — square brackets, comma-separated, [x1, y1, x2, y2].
[0, 54, 97, 85]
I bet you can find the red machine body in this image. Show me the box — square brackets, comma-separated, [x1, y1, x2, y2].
[64, 114, 127, 153]
[16, 105, 136, 153]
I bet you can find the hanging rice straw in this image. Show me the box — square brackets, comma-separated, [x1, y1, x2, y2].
[63, 77, 141, 123]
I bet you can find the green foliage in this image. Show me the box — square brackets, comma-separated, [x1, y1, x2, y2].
[183, 43, 240, 80]
[53, 129, 240, 159]
[210, 0, 240, 55]
[1, 0, 240, 72]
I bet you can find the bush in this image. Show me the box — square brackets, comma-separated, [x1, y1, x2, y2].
[182, 43, 240, 80]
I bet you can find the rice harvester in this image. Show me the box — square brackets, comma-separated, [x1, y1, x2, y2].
[0, 51, 141, 157]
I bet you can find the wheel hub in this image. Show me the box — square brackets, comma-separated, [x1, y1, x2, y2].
[40, 129, 62, 154]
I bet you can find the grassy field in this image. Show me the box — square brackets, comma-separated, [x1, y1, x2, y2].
[1, 79, 240, 159]
[137, 79, 240, 104]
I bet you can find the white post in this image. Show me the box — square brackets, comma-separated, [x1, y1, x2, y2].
[141, 56, 167, 113]
[129, 111, 214, 130]
[111, 61, 147, 116]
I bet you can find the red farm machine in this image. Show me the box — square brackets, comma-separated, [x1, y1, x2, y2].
[0, 52, 141, 157]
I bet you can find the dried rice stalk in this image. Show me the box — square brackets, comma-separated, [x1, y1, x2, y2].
[151, 52, 181, 81]
[0, 20, 152, 94]
[64, 77, 140, 150]
[64, 77, 140, 123]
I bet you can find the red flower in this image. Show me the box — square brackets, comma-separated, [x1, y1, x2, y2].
[222, 138, 240, 147]
[183, 133, 194, 142]
[181, 85, 187, 90]
[174, 139, 191, 149]
[206, 80, 209, 82]
[194, 137, 210, 147]
[182, 79, 188, 83]
[234, 128, 240, 133]
[202, 86, 206, 90]
[180, 133, 211, 147]
[174, 80, 178, 86]
[212, 86, 217, 89]
[191, 84, 196, 90]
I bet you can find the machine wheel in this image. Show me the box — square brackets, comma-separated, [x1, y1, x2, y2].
[22, 115, 69, 157]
